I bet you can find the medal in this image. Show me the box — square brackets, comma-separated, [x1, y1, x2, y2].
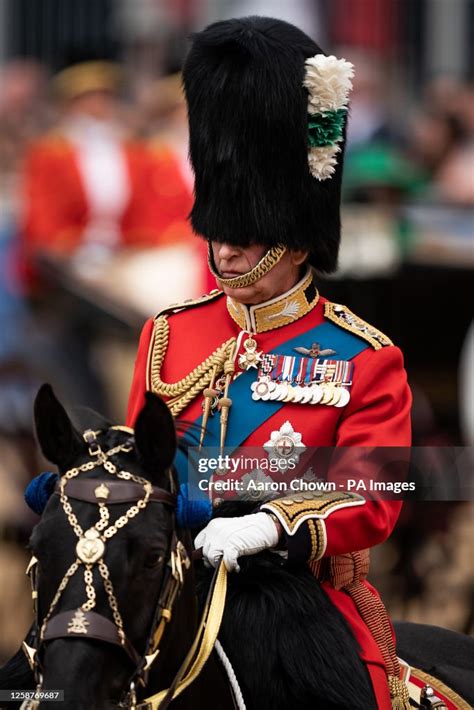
[283, 385, 295, 402]
[276, 382, 289, 401]
[309, 383, 322, 404]
[251, 376, 275, 401]
[320, 382, 336, 405]
[250, 351, 354, 407]
[334, 387, 350, 407]
[291, 385, 305, 403]
[238, 336, 263, 371]
[300, 386, 314, 404]
[264, 420, 306, 471]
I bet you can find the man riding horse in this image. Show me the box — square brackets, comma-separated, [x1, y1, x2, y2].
[127, 17, 412, 709]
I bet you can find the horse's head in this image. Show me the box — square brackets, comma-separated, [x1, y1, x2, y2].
[27, 384, 188, 709]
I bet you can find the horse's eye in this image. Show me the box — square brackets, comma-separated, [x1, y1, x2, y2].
[145, 553, 164, 569]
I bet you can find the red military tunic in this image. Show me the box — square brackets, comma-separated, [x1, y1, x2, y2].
[19, 133, 194, 287]
[127, 269, 412, 709]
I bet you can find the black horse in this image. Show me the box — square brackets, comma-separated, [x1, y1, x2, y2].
[0, 386, 472, 709]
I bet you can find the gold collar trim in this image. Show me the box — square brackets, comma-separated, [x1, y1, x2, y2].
[226, 269, 319, 333]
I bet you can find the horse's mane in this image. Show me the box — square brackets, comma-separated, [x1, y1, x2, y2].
[196, 500, 378, 710]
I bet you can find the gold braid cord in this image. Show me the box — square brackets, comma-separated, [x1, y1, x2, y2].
[342, 556, 410, 710]
[207, 243, 287, 288]
[149, 315, 236, 416]
[309, 549, 411, 709]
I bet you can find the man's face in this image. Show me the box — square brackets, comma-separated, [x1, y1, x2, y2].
[66, 90, 117, 122]
[210, 242, 307, 305]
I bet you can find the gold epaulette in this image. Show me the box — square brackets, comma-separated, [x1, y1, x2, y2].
[324, 302, 393, 350]
[153, 289, 224, 321]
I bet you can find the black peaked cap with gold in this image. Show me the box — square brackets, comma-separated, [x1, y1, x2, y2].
[183, 16, 352, 273]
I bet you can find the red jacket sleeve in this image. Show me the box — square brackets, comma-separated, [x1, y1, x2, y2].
[263, 345, 412, 561]
[20, 142, 86, 253]
[126, 318, 154, 427]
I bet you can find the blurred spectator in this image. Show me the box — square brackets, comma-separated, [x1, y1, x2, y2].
[139, 72, 193, 190]
[343, 142, 425, 204]
[18, 59, 194, 289]
[0, 59, 50, 195]
[0, 60, 51, 376]
[408, 78, 474, 206]
[338, 142, 424, 276]
[434, 84, 474, 206]
[341, 51, 399, 150]
[136, 71, 213, 289]
[330, 0, 398, 57]
[422, 75, 465, 115]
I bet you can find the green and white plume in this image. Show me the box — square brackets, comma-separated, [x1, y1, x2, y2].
[303, 54, 354, 180]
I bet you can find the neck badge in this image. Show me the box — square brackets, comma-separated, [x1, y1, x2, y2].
[238, 336, 263, 370]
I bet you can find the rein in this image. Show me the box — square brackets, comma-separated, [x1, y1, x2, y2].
[23, 428, 227, 710]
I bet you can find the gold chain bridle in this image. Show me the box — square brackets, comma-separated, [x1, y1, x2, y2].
[23, 428, 190, 710]
[43, 432, 152, 640]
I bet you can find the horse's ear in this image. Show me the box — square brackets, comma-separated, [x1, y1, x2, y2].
[34, 384, 84, 469]
[134, 392, 177, 483]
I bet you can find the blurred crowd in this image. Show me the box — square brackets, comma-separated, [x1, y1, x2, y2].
[0, 0, 472, 661]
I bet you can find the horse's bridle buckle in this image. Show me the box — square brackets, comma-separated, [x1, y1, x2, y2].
[171, 540, 190, 584]
[22, 641, 38, 671]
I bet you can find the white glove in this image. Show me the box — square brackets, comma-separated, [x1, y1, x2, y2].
[194, 512, 280, 573]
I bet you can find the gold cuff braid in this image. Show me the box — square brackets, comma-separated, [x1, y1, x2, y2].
[261, 491, 365, 535]
[207, 244, 287, 288]
[307, 519, 326, 561]
[149, 315, 236, 417]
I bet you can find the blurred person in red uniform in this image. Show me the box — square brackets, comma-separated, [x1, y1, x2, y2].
[127, 18, 412, 709]
[19, 60, 194, 288]
[137, 71, 211, 291]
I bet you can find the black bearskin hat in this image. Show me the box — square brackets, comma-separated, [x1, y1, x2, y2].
[183, 16, 352, 273]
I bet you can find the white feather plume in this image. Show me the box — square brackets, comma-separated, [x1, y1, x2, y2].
[303, 54, 354, 114]
[308, 144, 341, 180]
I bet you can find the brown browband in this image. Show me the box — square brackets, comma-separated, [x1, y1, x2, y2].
[53, 479, 176, 507]
[43, 609, 141, 666]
